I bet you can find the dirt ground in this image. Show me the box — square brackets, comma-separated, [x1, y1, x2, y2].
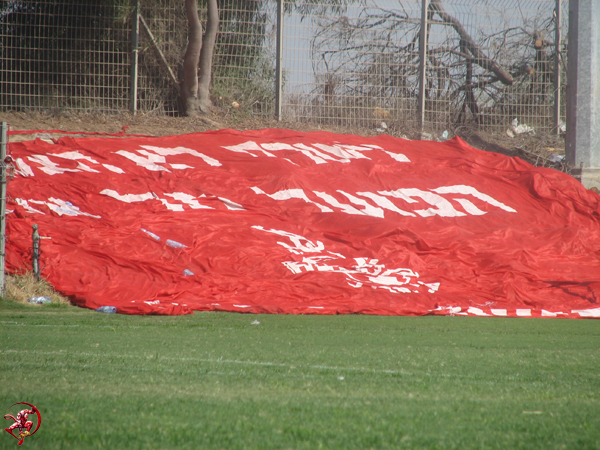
[0, 109, 568, 173]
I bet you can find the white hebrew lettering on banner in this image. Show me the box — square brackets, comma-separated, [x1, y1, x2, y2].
[383, 151, 411, 162]
[24, 146, 220, 177]
[100, 189, 240, 211]
[252, 226, 325, 255]
[218, 197, 245, 210]
[116, 150, 171, 172]
[15, 158, 35, 177]
[223, 141, 410, 164]
[140, 145, 221, 167]
[159, 199, 185, 211]
[102, 164, 125, 174]
[27, 152, 122, 175]
[253, 186, 515, 218]
[251, 187, 333, 212]
[44, 198, 101, 217]
[312, 192, 364, 215]
[22, 198, 101, 218]
[311, 143, 355, 160]
[431, 185, 517, 213]
[291, 143, 341, 163]
[100, 189, 156, 203]
[451, 198, 486, 215]
[260, 142, 329, 164]
[27, 155, 82, 175]
[356, 192, 416, 217]
[253, 226, 440, 294]
[51, 151, 100, 165]
[222, 141, 269, 157]
[163, 193, 213, 210]
[336, 191, 385, 218]
[16, 199, 45, 214]
[380, 189, 466, 217]
[51, 151, 101, 172]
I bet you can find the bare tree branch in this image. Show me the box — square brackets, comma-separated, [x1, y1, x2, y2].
[429, 0, 514, 85]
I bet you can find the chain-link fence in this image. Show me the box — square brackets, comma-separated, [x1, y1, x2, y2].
[0, 1, 131, 112]
[283, 0, 567, 134]
[0, 0, 567, 134]
[0, 0, 277, 116]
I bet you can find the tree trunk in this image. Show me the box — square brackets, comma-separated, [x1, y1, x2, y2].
[181, 0, 219, 116]
[181, 0, 203, 116]
[197, 0, 219, 114]
[429, 0, 513, 86]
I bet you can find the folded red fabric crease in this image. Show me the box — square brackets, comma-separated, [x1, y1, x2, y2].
[6, 129, 600, 318]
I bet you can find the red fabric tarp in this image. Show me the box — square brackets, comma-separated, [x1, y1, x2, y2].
[5, 128, 600, 317]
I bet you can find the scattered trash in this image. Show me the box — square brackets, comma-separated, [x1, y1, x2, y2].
[251, 320, 260, 325]
[421, 132, 434, 141]
[558, 120, 567, 133]
[231, 101, 240, 109]
[439, 130, 449, 141]
[166, 239, 187, 249]
[522, 411, 543, 415]
[376, 121, 388, 133]
[338, 376, 345, 380]
[141, 228, 160, 241]
[27, 296, 51, 304]
[549, 154, 565, 163]
[514, 123, 535, 135]
[95, 306, 117, 313]
[183, 269, 194, 276]
[508, 118, 535, 136]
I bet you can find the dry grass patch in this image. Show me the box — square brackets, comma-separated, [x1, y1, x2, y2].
[5, 272, 71, 305]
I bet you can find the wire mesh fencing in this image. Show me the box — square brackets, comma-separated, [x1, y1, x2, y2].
[133, 0, 277, 116]
[0, 1, 131, 112]
[282, 0, 567, 135]
[282, 0, 424, 129]
[0, 0, 567, 135]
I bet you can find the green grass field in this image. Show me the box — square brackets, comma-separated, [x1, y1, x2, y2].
[1, 298, 599, 449]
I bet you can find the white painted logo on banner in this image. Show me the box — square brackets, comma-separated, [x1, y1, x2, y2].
[253, 226, 440, 294]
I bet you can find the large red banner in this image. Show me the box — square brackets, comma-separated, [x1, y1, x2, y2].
[6, 129, 600, 317]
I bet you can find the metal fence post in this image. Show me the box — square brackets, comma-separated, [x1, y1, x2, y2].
[418, 0, 430, 133]
[553, 0, 562, 135]
[275, 0, 284, 121]
[130, 0, 141, 115]
[31, 224, 51, 282]
[0, 122, 7, 297]
[32, 225, 40, 282]
[566, 0, 600, 189]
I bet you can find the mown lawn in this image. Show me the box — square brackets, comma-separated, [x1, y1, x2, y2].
[1, 299, 599, 449]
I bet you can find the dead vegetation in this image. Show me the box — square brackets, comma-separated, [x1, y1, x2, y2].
[4, 271, 71, 305]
